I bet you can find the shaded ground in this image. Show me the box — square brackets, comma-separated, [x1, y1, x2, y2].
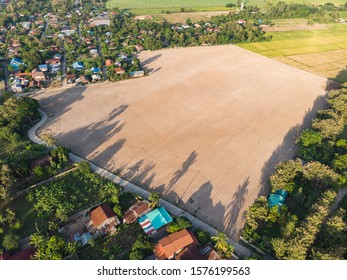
[33, 45, 328, 239]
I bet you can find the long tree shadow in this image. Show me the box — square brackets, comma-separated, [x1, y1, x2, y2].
[32, 86, 87, 121]
[258, 94, 329, 197]
[258, 77, 342, 199]
[45, 103, 129, 165]
[140, 54, 162, 73]
[164, 151, 197, 194]
[224, 177, 249, 238]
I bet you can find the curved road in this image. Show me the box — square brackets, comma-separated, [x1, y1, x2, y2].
[28, 109, 253, 259]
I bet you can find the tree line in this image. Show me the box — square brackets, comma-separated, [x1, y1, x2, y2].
[243, 88, 347, 260]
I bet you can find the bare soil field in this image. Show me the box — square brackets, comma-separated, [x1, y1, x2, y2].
[158, 10, 231, 23]
[33, 45, 328, 238]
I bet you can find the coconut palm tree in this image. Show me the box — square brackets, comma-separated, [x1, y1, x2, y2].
[148, 192, 160, 209]
[211, 232, 229, 252]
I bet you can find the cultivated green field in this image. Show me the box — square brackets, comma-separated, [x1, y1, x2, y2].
[106, 0, 238, 14]
[238, 24, 347, 81]
[106, 0, 347, 14]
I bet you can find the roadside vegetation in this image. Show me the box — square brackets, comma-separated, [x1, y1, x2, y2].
[242, 85, 347, 260]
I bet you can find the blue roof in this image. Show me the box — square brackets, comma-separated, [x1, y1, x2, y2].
[138, 206, 173, 230]
[268, 189, 288, 209]
[73, 62, 84, 69]
[39, 64, 48, 69]
[91, 67, 100, 73]
[11, 57, 23, 63]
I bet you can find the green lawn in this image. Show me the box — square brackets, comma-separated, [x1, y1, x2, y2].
[11, 169, 121, 237]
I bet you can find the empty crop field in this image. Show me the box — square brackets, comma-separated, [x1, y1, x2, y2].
[33, 45, 328, 238]
[239, 25, 347, 82]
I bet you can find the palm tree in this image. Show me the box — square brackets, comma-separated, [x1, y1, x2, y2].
[148, 192, 160, 209]
[211, 232, 229, 252]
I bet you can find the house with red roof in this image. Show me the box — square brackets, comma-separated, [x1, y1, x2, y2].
[122, 200, 150, 224]
[86, 204, 120, 237]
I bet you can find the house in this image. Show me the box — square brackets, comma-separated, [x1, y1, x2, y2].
[10, 57, 24, 71]
[50, 64, 61, 73]
[90, 67, 100, 74]
[11, 83, 22, 93]
[105, 59, 114, 67]
[92, 16, 110, 26]
[45, 58, 61, 65]
[89, 49, 98, 55]
[76, 75, 89, 84]
[175, 243, 220, 260]
[115, 67, 125, 75]
[66, 73, 76, 83]
[61, 29, 76, 36]
[122, 200, 150, 224]
[135, 44, 144, 52]
[237, 19, 246, 25]
[182, 24, 190, 29]
[130, 70, 144, 78]
[38, 64, 48, 72]
[72, 62, 85, 71]
[153, 229, 199, 260]
[53, 53, 62, 60]
[91, 74, 101, 81]
[86, 204, 120, 236]
[31, 69, 45, 82]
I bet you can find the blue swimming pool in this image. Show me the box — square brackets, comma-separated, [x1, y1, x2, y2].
[138, 206, 173, 230]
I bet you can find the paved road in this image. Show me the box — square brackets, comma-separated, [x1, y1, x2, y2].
[28, 109, 253, 259]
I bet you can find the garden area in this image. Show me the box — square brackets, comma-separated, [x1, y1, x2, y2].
[10, 165, 121, 238]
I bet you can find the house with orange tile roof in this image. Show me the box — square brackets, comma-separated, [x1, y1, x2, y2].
[86, 204, 120, 237]
[153, 229, 199, 260]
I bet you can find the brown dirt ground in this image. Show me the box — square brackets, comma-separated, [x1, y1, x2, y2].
[158, 10, 231, 23]
[33, 45, 328, 239]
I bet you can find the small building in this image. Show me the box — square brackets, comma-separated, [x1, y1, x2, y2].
[91, 74, 101, 81]
[31, 69, 45, 82]
[86, 204, 120, 237]
[72, 61, 84, 71]
[135, 44, 144, 52]
[130, 70, 144, 78]
[92, 16, 110, 26]
[90, 67, 100, 74]
[53, 53, 62, 60]
[105, 59, 114, 67]
[45, 58, 61, 65]
[153, 229, 199, 260]
[38, 64, 48, 72]
[66, 73, 76, 83]
[115, 67, 125, 75]
[122, 200, 150, 224]
[11, 83, 22, 93]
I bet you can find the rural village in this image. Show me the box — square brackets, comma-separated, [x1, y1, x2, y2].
[0, 0, 347, 262]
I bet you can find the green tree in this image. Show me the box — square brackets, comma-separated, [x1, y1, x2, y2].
[2, 233, 20, 251]
[167, 216, 192, 233]
[148, 192, 160, 208]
